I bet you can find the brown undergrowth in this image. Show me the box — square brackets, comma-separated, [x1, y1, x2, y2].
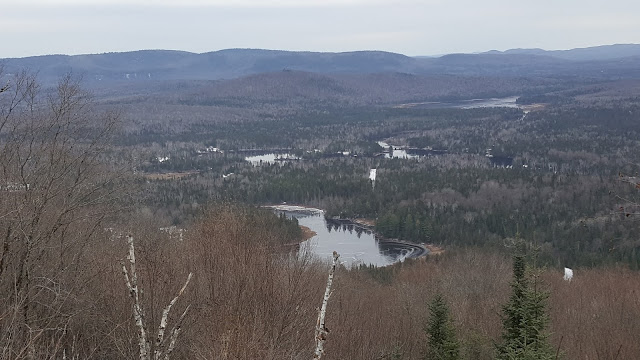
[7, 205, 639, 359]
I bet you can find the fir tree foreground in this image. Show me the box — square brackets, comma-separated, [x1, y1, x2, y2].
[424, 294, 460, 360]
[497, 245, 557, 360]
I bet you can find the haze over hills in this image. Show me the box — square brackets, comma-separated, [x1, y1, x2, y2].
[0, 50, 418, 86]
[169, 71, 557, 108]
[483, 43, 640, 61]
[2, 44, 640, 87]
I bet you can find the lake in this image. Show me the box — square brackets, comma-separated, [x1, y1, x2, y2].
[400, 96, 520, 109]
[377, 141, 447, 159]
[268, 205, 426, 267]
[245, 153, 300, 165]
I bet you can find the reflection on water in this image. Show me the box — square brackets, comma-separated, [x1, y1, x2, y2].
[489, 155, 514, 167]
[276, 210, 409, 267]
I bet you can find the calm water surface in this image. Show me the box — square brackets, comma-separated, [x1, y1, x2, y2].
[273, 208, 410, 267]
[408, 96, 519, 109]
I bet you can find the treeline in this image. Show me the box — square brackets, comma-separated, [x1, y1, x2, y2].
[127, 91, 640, 268]
[142, 153, 640, 267]
[131, 100, 640, 179]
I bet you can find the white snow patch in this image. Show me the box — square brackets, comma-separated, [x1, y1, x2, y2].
[563, 267, 574, 281]
[197, 146, 221, 154]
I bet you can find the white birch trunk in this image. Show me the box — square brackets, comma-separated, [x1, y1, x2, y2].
[122, 235, 150, 360]
[162, 305, 190, 360]
[122, 235, 192, 360]
[314, 251, 339, 360]
[155, 274, 192, 360]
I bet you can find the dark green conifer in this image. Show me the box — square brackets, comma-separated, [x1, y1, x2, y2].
[424, 294, 460, 360]
[497, 247, 556, 360]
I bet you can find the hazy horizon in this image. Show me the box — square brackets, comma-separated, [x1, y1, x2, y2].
[2, 42, 640, 60]
[2, 0, 639, 58]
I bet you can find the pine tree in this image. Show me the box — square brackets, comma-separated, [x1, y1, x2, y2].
[424, 294, 460, 360]
[497, 249, 556, 360]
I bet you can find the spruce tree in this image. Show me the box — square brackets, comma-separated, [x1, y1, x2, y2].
[424, 294, 460, 360]
[497, 250, 556, 360]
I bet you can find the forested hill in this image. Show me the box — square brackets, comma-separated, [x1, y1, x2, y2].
[170, 72, 557, 107]
[2, 44, 640, 86]
[0, 50, 417, 85]
[483, 43, 640, 61]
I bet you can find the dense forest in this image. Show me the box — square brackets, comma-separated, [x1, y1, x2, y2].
[2, 52, 640, 359]
[131, 94, 640, 268]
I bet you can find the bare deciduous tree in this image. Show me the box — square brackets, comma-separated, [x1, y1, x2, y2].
[0, 69, 124, 359]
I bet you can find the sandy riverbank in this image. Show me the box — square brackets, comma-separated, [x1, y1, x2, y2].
[354, 218, 376, 227]
[300, 225, 317, 241]
[424, 244, 445, 255]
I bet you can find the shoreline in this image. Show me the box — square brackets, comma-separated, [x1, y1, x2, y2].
[300, 225, 317, 241]
[265, 203, 438, 260]
[424, 244, 445, 255]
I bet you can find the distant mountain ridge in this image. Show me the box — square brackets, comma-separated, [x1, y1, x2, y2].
[483, 43, 640, 61]
[1, 44, 639, 86]
[1, 49, 419, 85]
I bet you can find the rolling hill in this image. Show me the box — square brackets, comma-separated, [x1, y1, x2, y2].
[2, 44, 639, 87]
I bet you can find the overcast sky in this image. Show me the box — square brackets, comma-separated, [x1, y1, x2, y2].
[1, 0, 639, 58]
